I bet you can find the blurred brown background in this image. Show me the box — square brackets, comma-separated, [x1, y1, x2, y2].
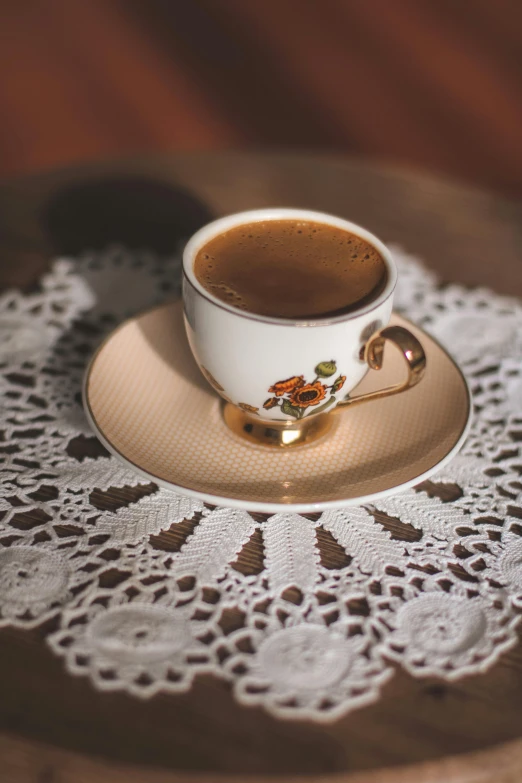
[1, 0, 521, 195]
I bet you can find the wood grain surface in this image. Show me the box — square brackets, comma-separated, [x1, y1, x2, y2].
[1, 0, 522, 196]
[1, 151, 522, 782]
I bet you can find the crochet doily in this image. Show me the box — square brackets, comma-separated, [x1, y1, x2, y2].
[1, 246, 521, 722]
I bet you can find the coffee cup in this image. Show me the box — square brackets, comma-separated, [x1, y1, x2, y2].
[182, 208, 425, 447]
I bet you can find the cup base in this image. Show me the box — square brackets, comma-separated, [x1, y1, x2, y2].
[223, 403, 334, 448]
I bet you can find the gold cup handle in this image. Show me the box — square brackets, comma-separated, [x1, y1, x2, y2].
[337, 325, 427, 409]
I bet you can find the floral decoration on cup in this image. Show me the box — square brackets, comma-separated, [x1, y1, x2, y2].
[262, 361, 347, 419]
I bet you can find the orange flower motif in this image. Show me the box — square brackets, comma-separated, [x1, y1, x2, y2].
[331, 375, 347, 394]
[290, 381, 327, 408]
[263, 397, 279, 409]
[268, 375, 305, 397]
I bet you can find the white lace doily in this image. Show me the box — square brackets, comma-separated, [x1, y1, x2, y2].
[2, 245, 522, 722]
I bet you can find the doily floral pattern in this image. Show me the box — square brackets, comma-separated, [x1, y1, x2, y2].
[2, 245, 522, 722]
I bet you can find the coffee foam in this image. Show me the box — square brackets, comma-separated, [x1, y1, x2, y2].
[194, 219, 387, 319]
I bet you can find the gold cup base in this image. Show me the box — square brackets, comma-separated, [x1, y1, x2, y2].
[223, 403, 334, 448]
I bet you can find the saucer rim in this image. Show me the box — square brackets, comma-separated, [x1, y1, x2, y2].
[82, 311, 472, 514]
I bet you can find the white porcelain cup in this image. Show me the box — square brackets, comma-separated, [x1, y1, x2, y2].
[182, 208, 425, 444]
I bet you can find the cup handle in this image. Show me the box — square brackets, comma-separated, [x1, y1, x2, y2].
[336, 325, 426, 409]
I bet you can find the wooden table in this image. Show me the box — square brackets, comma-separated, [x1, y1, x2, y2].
[2, 152, 522, 783]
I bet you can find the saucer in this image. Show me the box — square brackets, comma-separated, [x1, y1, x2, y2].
[83, 301, 471, 513]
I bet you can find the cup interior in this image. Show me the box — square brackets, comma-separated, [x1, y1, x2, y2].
[182, 208, 397, 325]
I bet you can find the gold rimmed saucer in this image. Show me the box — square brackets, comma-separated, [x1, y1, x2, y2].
[83, 301, 471, 513]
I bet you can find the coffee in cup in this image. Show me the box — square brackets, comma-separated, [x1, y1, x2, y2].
[193, 219, 388, 321]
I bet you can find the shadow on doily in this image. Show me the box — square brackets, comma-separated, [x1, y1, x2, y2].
[37, 176, 216, 439]
[42, 177, 214, 254]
